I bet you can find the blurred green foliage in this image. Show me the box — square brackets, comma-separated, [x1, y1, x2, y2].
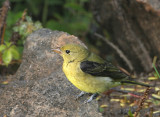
[0, 42, 19, 66]
[0, 0, 91, 66]
[0, 15, 42, 65]
[46, 0, 92, 35]
[5, 11, 23, 41]
[13, 16, 42, 42]
[128, 108, 134, 117]
[3, 0, 92, 36]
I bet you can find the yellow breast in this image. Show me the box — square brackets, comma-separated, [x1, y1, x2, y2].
[62, 61, 120, 93]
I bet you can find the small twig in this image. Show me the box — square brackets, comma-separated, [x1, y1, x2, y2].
[134, 87, 151, 117]
[0, 0, 10, 44]
[118, 66, 131, 76]
[128, 93, 141, 98]
[112, 88, 142, 98]
[21, 9, 27, 21]
[94, 33, 134, 71]
[148, 107, 153, 117]
[112, 88, 159, 101]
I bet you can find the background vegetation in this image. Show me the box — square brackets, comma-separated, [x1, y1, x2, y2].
[0, 0, 92, 67]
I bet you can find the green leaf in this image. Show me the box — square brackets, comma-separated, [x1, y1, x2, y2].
[153, 64, 160, 79]
[4, 42, 12, 47]
[2, 49, 12, 66]
[13, 26, 19, 32]
[26, 16, 32, 22]
[54, 13, 63, 21]
[17, 46, 24, 55]
[128, 108, 134, 117]
[152, 56, 160, 79]
[99, 107, 104, 113]
[0, 45, 6, 52]
[6, 11, 23, 27]
[9, 46, 20, 60]
[34, 21, 43, 30]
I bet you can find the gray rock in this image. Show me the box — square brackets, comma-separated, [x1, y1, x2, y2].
[0, 29, 102, 117]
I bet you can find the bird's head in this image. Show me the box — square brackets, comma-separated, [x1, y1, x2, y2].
[53, 44, 90, 62]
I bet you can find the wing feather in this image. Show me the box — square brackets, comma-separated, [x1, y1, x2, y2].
[80, 61, 128, 81]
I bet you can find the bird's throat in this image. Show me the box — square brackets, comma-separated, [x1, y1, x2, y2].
[66, 60, 75, 67]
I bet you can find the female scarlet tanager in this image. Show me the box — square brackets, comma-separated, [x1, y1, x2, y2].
[53, 44, 152, 103]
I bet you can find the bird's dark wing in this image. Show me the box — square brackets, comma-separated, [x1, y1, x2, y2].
[80, 61, 128, 81]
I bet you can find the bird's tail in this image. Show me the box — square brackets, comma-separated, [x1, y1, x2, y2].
[121, 80, 154, 87]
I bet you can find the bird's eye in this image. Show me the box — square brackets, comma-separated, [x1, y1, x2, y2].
[65, 50, 70, 54]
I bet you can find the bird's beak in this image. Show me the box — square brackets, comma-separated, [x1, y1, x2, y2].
[52, 47, 62, 54]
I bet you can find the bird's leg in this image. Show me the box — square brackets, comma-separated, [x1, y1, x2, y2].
[76, 91, 86, 100]
[84, 93, 98, 103]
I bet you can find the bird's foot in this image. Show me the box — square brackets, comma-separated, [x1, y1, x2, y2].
[84, 93, 98, 103]
[76, 91, 86, 100]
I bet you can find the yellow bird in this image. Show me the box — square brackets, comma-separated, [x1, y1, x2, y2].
[53, 44, 151, 103]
